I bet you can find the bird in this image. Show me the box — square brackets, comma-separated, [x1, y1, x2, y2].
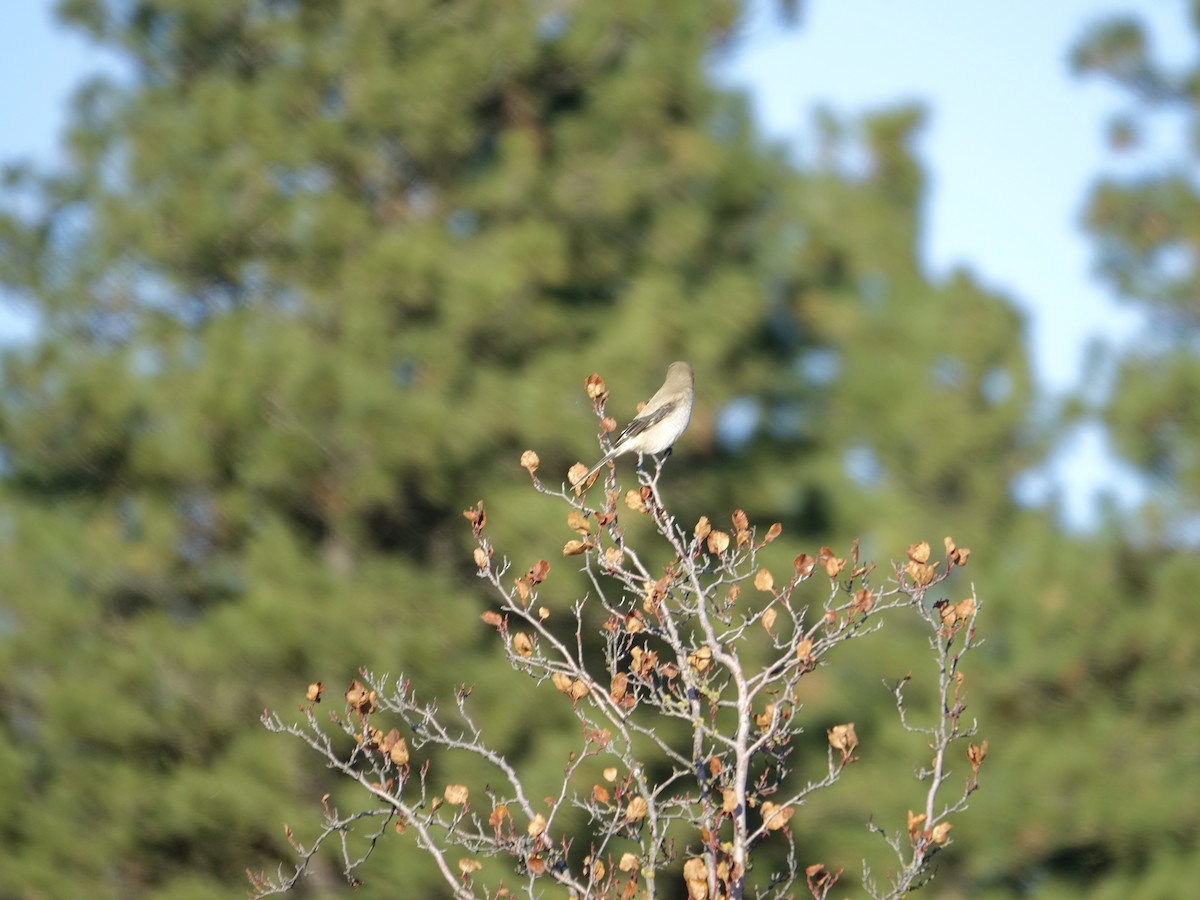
[581, 361, 694, 482]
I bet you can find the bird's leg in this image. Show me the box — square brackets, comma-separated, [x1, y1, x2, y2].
[652, 446, 673, 477]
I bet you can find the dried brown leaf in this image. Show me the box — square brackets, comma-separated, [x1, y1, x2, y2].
[625, 796, 648, 821]
[585, 373, 607, 400]
[707, 530, 730, 555]
[907, 541, 931, 564]
[512, 632, 534, 658]
[567, 508, 591, 536]
[754, 569, 774, 592]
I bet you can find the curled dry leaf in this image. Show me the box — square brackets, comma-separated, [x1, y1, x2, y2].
[907, 810, 927, 838]
[754, 703, 776, 731]
[458, 858, 482, 875]
[683, 857, 708, 900]
[851, 587, 874, 616]
[805, 863, 834, 890]
[906, 559, 936, 586]
[643, 576, 670, 612]
[306, 681, 323, 703]
[567, 508, 591, 536]
[930, 822, 953, 845]
[906, 541, 931, 564]
[603, 766, 618, 782]
[359, 725, 384, 750]
[694, 515, 712, 542]
[849, 562, 872, 580]
[733, 510, 751, 547]
[944, 535, 971, 567]
[687, 646, 713, 674]
[481, 610, 503, 628]
[514, 578, 531, 604]
[489, 805, 510, 827]
[827, 722, 858, 755]
[585, 372, 607, 400]
[968, 739, 989, 773]
[563, 539, 590, 556]
[818, 547, 846, 578]
[551, 672, 573, 693]
[568, 463, 591, 487]
[624, 611, 644, 634]
[527, 813, 547, 837]
[629, 646, 657, 678]
[764, 522, 783, 543]
[624, 490, 645, 511]
[526, 559, 550, 584]
[706, 530, 730, 555]
[955, 597, 977, 619]
[722, 788, 738, 813]
[935, 599, 957, 628]
[796, 637, 814, 664]
[389, 735, 410, 767]
[619, 852, 639, 872]
[380, 727, 400, 753]
[462, 501, 486, 535]
[567, 679, 589, 701]
[625, 796, 648, 821]
[512, 632, 534, 658]
[592, 783, 610, 804]
[754, 568, 774, 592]
[603, 546, 624, 568]
[520, 450, 540, 474]
[761, 608, 777, 633]
[794, 553, 816, 577]
[444, 784, 469, 805]
[760, 801, 794, 831]
[473, 546, 489, 569]
[345, 680, 377, 715]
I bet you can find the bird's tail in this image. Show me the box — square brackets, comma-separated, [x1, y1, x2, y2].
[581, 448, 618, 484]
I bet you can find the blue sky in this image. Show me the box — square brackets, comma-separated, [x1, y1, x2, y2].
[711, 0, 1193, 521]
[1, 0, 1188, 523]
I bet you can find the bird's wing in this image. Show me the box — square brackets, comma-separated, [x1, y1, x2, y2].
[616, 400, 677, 442]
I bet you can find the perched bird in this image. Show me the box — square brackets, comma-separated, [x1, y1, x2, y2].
[582, 361, 694, 482]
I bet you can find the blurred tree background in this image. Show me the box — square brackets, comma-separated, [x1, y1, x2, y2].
[0, 0, 1196, 898]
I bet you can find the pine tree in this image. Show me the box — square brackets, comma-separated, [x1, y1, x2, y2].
[937, 9, 1200, 896]
[0, 1, 1035, 896]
